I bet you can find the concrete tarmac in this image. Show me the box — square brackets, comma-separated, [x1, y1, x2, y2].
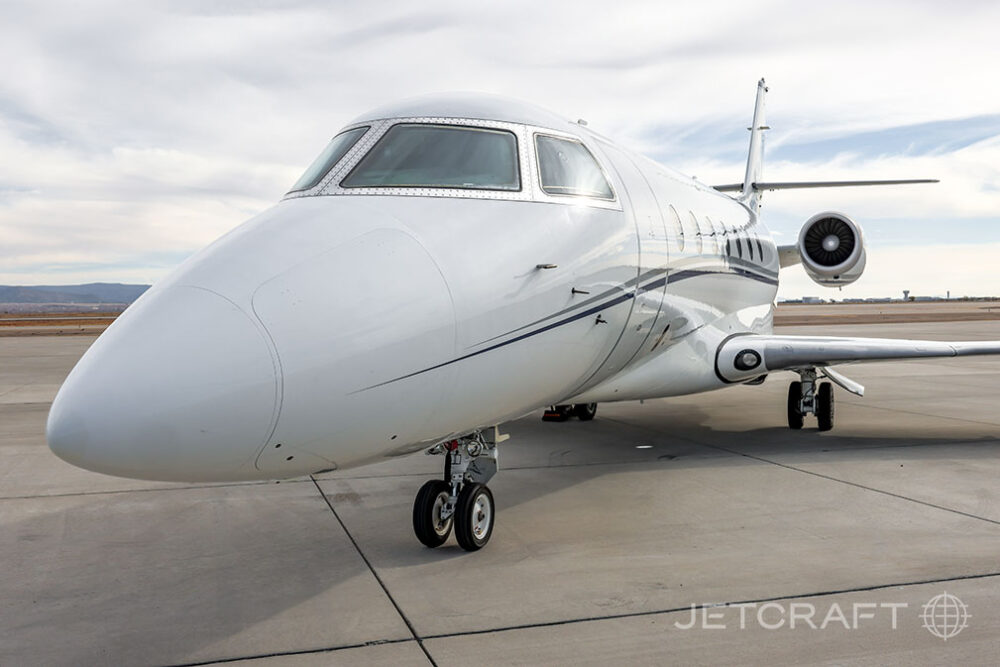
[2, 321, 1000, 666]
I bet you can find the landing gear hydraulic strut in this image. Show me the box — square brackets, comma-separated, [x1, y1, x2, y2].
[787, 368, 834, 431]
[412, 427, 506, 551]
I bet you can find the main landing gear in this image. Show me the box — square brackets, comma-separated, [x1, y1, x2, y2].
[412, 427, 505, 551]
[787, 368, 834, 432]
[542, 403, 598, 422]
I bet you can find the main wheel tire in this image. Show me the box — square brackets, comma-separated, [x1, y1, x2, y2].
[413, 480, 453, 548]
[573, 403, 598, 421]
[454, 483, 494, 551]
[542, 405, 572, 422]
[787, 381, 804, 430]
[817, 382, 835, 432]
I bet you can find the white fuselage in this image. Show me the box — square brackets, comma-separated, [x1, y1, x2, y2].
[47, 94, 779, 482]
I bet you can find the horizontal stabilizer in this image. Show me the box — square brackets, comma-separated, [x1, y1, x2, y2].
[714, 179, 938, 193]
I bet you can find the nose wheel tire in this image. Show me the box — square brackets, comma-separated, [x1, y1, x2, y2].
[787, 381, 804, 430]
[413, 480, 453, 548]
[454, 483, 494, 551]
[572, 403, 598, 421]
[817, 382, 834, 432]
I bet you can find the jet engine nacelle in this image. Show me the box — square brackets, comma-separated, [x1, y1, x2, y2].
[798, 212, 866, 287]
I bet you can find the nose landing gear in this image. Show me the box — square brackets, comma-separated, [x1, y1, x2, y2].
[454, 482, 494, 550]
[412, 427, 505, 551]
[412, 480, 452, 548]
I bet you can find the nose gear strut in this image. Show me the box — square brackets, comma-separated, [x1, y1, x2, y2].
[412, 426, 505, 551]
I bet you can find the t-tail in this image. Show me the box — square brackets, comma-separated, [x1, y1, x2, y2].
[740, 78, 769, 211]
[715, 78, 938, 207]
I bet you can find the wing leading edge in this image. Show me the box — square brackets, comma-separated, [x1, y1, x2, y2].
[715, 334, 1000, 385]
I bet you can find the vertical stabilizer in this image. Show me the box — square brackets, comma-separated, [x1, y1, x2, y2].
[742, 78, 769, 211]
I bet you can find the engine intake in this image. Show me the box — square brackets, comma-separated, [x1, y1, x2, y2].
[798, 212, 866, 286]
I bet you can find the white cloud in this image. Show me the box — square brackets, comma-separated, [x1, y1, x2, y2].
[1, 0, 999, 295]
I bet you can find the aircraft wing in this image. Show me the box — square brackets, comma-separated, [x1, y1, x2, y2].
[715, 334, 1000, 386]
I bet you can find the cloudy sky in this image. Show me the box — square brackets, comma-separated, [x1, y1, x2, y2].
[3, 0, 999, 298]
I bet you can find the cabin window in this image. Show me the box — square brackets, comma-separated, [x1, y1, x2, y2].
[668, 204, 685, 252]
[703, 216, 717, 253]
[735, 237, 744, 259]
[342, 124, 520, 190]
[535, 135, 614, 199]
[289, 126, 369, 193]
[696, 214, 715, 247]
[680, 209, 698, 241]
[688, 211, 703, 252]
[713, 218, 727, 240]
[756, 237, 765, 261]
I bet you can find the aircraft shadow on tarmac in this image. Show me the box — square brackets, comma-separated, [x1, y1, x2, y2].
[7, 404, 999, 665]
[325, 403, 1000, 567]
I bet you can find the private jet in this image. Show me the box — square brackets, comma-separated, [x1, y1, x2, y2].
[47, 79, 1000, 551]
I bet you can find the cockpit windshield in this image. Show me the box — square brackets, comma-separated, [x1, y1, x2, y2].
[288, 126, 369, 193]
[341, 124, 520, 191]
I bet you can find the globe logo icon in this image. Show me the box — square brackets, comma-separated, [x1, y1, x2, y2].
[920, 592, 970, 640]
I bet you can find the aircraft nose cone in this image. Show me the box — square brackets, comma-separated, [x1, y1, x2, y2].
[47, 286, 279, 482]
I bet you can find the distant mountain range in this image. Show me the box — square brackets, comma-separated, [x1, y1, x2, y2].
[0, 283, 151, 304]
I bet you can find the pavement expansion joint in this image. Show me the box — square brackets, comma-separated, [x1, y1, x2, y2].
[418, 570, 1000, 642]
[707, 443, 1000, 527]
[848, 401, 1000, 428]
[603, 414, 1000, 526]
[0, 478, 299, 502]
[163, 637, 418, 667]
[310, 476, 438, 667]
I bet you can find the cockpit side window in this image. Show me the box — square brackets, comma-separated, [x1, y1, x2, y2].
[535, 135, 614, 200]
[288, 126, 369, 193]
[341, 124, 520, 191]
